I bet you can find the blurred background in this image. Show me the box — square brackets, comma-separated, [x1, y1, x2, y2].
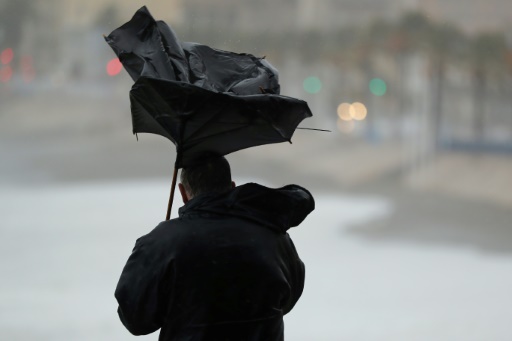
[1, 0, 512, 340]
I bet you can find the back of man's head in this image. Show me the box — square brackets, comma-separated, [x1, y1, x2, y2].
[180, 155, 232, 199]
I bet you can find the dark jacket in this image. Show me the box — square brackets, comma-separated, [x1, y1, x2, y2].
[115, 183, 314, 341]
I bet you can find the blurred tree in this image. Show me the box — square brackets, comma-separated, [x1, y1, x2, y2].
[0, 0, 36, 68]
[468, 33, 507, 140]
[356, 19, 396, 142]
[385, 14, 470, 150]
[503, 32, 512, 134]
[424, 23, 466, 148]
[390, 13, 432, 127]
[396, 12, 432, 52]
[95, 4, 120, 31]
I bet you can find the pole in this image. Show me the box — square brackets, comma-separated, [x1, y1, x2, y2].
[166, 167, 178, 220]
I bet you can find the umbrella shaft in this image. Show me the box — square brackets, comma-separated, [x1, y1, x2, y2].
[166, 167, 178, 220]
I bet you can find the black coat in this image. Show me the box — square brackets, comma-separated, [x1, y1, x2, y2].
[115, 183, 314, 341]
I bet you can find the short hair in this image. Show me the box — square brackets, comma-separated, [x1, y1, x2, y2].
[180, 155, 232, 198]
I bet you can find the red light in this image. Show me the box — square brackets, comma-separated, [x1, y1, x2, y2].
[106, 58, 123, 76]
[1, 48, 14, 65]
[0, 65, 13, 83]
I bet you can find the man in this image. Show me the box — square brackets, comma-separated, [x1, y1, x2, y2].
[115, 155, 314, 340]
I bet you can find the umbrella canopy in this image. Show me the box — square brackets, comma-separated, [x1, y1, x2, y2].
[130, 77, 310, 168]
[104, 6, 314, 218]
[105, 6, 281, 95]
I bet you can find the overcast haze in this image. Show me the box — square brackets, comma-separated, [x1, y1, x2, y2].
[1, 1, 512, 340]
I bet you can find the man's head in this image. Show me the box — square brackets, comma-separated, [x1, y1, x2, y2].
[178, 155, 235, 203]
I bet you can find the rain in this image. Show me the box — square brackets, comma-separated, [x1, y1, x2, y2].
[1, 1, 512, 340]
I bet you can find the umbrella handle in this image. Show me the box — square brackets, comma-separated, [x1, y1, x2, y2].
[166, 167, 178, 220]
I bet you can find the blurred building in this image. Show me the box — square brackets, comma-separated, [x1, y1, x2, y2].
[417, 0, 512, 33]
[2, 0, 512, 148]
[182, 0, 404, 34]
[58, 0, 182, 28]
[181, 0, 512, 34]
[0, 0, 184, 83]
[6, 0, 512, 79]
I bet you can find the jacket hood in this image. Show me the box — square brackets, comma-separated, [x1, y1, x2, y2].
[178, 183, 314, 233]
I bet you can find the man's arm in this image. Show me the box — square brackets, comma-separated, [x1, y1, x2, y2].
[282, 234, 305, 315]
[115, 234, 172, 335]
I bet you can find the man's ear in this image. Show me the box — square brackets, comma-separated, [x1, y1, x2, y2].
[178, 183, 189, 204]
[231, 181, 236, 189]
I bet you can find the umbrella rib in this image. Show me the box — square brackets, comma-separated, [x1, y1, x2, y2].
[180, 108, 225, 141]
[139, 80, 213, 139]
[296, 127, 331, 132]
[185, 119, 248, 142]
[184, 98, 290, 142]
[143, 83, 299, 147]
[185, 123, 254, 146]
[137, 80, 255, 145]
[185, 112, 288, 143]
[183, 123, 281, 152]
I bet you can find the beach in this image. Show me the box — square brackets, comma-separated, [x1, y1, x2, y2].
[1, 88, 512, 340]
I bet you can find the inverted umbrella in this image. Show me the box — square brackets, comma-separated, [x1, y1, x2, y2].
[105, 6, 315, 219]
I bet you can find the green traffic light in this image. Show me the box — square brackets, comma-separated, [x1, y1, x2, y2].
[369, 78, 387, 96]
[303, 77, 322, 94]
